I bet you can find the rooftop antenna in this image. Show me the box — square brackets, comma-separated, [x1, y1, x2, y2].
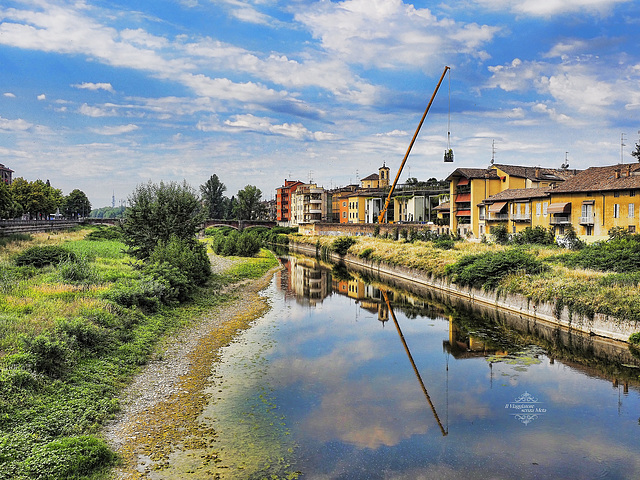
[490, 139, 495, 166]
[112, 191, 115, 208]
[621, 133, 627, 163]
[561, 152, 569, 170]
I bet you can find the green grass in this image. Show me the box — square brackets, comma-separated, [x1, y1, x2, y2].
[0, 229, 280, 480]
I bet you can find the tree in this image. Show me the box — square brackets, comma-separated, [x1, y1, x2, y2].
[234, 185, 265, 220]
[0, 181, 19, 219]
[62, 189, 91, 218]
[200, 174, 227, 219]
[120, 180, 205, 259]
[632, 142, 640, 162]
[9, 178, 62, 219]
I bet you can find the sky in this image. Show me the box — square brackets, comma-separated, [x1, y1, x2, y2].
[1, 0, 640, 209]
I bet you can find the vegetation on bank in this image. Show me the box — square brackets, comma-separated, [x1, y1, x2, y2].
[292, 227, 640, 342]
[0, 226, 278, 480]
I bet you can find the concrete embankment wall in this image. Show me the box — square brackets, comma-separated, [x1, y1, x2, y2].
[290, 241, 639, 343]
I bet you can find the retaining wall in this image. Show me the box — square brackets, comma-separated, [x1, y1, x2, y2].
[290, 241, 639, 343]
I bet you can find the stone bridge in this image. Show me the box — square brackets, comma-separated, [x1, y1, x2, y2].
[202, 219, 277, 231]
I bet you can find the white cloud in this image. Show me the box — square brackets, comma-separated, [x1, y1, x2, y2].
[79, 103, 118, 117]
[91, 124, 139, 135]
[72, 82, 115, 93]
[37, 93, 46, 100]
[294, 0, 500, 69]
[3, 92, 16, 98]
[471, 0, 631, 17]
[0, 116, 32, 132]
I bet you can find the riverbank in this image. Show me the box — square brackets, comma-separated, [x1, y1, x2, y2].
[288, 235, 640, 343]
[104, 255, 282, 478]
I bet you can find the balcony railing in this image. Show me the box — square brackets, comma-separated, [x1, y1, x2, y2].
[550, 215, 571, 225]
[511, 213, 531, 222]
[579, 216, 594, 225]
[486, 213, 508, 221]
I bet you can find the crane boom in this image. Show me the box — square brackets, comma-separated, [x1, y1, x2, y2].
[378, 66, 450, 224]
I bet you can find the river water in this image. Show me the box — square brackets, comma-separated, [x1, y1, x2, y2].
[177, 254, 640, 479]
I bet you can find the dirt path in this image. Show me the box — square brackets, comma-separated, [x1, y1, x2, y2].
[103, 257, 280, 479]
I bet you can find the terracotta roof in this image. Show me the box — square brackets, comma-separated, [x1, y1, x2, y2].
[481, 188, 550, 205]
[445, 167, 499, 181]
[551, 164, 640, 193]
[433, 202, 450, 211]
[361, 173, 380, 181]
[493, 164, 578, 182]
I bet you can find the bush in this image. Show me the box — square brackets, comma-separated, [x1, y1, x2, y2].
[560, 235, 640, 273]
[56, 318, 109, 353]
[143, 261, 191, 303]
[512, 226, 555, 246]
[331, 236, 356, 256]
[629, 332, 640, 345]
[84, 226, 122, 241]
[22, 333, 72, 377]
[57, 255, 95, 283]
[23, 435, 117, 479]
[446, 249, 548, 290]
[359, 247, 374, 259]
[102, 277, 165, 312]
[14, 245, 76, 268]
[491, 225, 509, 245]
[149, 236, 211, 285]
[212, 230, 262, 257]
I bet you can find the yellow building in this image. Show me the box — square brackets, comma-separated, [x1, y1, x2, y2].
[360, 165, 390, 189]
[447, 164, 575, 238]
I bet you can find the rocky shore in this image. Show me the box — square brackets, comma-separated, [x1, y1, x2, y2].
[103, 255, 280, 478]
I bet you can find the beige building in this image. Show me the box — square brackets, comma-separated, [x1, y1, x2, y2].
[291, 183, 331, 226]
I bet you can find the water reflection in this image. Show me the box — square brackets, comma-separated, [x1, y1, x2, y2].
[271, 254, 640, 479]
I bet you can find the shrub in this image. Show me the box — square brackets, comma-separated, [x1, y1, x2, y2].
[22, 333, 72, 377]
[512, 226, 555, 246]
[84, 226, 122, 241]
[102, 277, 166, 312]
[446, 249, 548, 290]
[57, 255, 95, 283]
[629, 332, 640, 345]
[560, 235, 640, 273]
[14, 245, 76, 268]
[143, 261, 191, 303]
[23, 435, 117, 479]
[149, 236, 211, 285]
[331, 236, 356, 256]
[491, 224, 509, 245]
[56, 318, 109, 352]
[359, 247, 374, 259]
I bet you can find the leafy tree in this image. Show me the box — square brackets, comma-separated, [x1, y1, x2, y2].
[200, 174, 227, 219]
[223, 195, 237, 219]
[120, 180, 205, 259]
[234, 185, 265, 220]
[89, 206, 126, 219]
[9, 177, 62, 219]
[62, 189, 91, 218]
[0, 181, 19, 218]
[632, 142, 640, 162]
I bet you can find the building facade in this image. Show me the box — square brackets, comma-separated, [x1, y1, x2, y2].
[276, 179, 304, 224]
[0, 164, 13, 185]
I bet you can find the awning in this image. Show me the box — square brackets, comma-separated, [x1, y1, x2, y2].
[457, 177, 469, 186]
[548, 202, 571, 214]
[455, 193, 471, 203]
[582, 200, 595, 205]
[456, 210, 471, 216]
[488, 202, 507, 213]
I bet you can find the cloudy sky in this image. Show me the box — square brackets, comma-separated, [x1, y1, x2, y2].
[1, 0, 640, 208]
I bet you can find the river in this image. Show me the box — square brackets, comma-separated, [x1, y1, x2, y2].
[164, 254, 640, 479]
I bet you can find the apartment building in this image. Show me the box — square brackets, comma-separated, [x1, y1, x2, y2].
[290, 183, 331, 226]
[276, 179, 303, 224]
[0, 163, 13, 185]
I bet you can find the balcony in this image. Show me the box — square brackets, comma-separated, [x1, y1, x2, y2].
[579, 216, 594, 225]
[511, 213, 531, 222]
[486, 213, 508, 221]
[550, 215, 571, 225]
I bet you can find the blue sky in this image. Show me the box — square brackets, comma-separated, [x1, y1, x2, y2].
[1, 0, 640, 208]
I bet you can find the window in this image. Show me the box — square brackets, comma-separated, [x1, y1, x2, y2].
[629, 203, 635, 219]
[614, 191, 620, 198]
[630, 225, 636, 233]
[342, 211, 346, 218]
[614, 204, 620, 218]
[543, 202, 548, 215]
[631, 190, 636, 197]
[342, 201, 347, 207]
[536, 202, 541, 216]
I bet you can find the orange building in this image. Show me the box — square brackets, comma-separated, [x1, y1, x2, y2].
[276, 179, 303, 223]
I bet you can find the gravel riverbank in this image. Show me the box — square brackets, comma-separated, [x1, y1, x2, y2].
[103, 255, 280, 479]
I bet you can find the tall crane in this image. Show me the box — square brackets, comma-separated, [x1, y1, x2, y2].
[378, 66, 450, 224]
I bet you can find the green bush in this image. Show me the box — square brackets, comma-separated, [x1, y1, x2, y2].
[56, 318, 109, 353]
[23, 435, 117, 479]
[103, 277, 165, 312]
[433, 236, 455, 250]
[84, 226, 122, 241]
[22, 333, 72, 378]
[143, 261, 191, 303]
[149, 236, 211, 285]
[446, 249, 548, 290]
[14, 245, 76, 268]
[512, 226, 555, 246]
[560, 235, 640, 272]
[57, 255, 95, 283]
[0, 233, 32, 248]
[629, 332, 640, 345]
[359, 247, 374, 259]
[331, 236, 356, 256]
[491, 224, 509, 245]
[212, 230, 262, 257]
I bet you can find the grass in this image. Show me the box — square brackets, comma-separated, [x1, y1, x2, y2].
[0, 227, 281, 480]
[291, 233, 640, 327]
